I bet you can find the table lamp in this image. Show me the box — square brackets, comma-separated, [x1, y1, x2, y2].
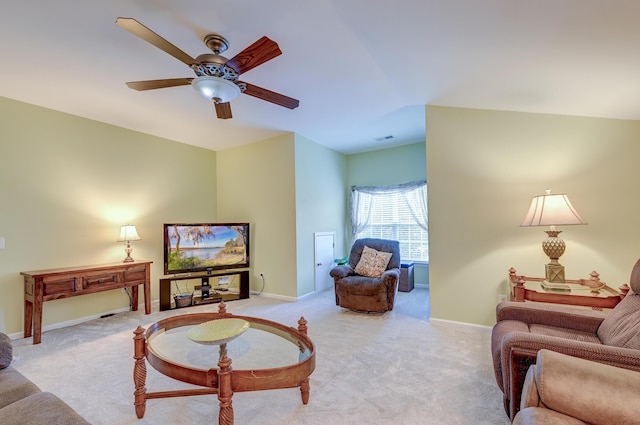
[118, 225, 141, 263]
[521, 190, 587, 285]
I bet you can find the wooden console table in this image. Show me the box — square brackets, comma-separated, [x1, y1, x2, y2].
[22, 261, 152, 344]
[508, 267, 629, 310]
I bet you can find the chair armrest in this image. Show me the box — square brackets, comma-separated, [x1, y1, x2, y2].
[380, 268, 400, 285]
[330, 265, 355, 279]
[521, 349, 640, 424]
[496, 301, 606, 333]
[518, 365, 540, 411]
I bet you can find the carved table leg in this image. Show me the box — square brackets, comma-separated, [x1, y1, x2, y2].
[297, 316, 311, 404]
[300, 379, 310, 404]
[217, 343, 234, 425]
[133, 326, 147, 419]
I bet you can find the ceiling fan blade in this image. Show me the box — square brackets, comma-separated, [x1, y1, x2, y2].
[215, 101, 233, 119]
[116, 17, 196, 66]
[225, 37, 282, 75]
[125, 78, 194, 91]
[241, 82, 299, 109]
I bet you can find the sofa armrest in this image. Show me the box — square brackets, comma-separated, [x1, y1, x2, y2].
[520, 349, 640, 424]
[329, 265, 355, 279]
[496, 301, 607, 333]
[500, 331, 640, 418]
[0, 333, 12, 370]
[503, 332, 640, 377]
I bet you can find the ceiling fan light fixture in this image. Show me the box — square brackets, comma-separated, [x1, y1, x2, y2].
[192, 76, 241, 103]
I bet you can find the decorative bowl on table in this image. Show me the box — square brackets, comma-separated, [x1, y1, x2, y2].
[187, 318, 250, 345]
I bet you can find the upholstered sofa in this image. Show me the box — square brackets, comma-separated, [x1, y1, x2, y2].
[492, 258, 640, 420]
[0, 332, 90, 425]
[514, 349, 640, 425]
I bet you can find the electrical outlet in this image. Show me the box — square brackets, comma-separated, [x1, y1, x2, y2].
[260, 273, 264, 279]
[0, 237, 4, 250]
[498, 294, 507, 303]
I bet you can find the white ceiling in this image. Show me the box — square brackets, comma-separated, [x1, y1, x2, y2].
[2, 0, 640, 154]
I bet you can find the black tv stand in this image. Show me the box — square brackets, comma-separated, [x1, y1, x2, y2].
[159, 269, 249, 311]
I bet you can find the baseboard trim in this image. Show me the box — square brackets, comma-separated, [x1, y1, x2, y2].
[249, 291, 298, 302]
[6, 301, 157, 341]
[429, 317, 492, 331]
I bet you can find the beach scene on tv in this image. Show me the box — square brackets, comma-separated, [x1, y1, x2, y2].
[166, 225, 248, 272]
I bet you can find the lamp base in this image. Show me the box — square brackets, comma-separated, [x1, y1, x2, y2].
[123, 241, 134, 263]
[545, 262, 565, 283]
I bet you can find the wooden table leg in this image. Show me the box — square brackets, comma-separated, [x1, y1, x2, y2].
[300, 379, 310, 404]
[297, 316, 310, 404]
[24, 299, 33, 338]
[133, 326, 148, 419]
[32, 285, 43, 344]
[131, 285, 139, 311]
[144, 266, 151, 314]
[217, 343, 234, 425]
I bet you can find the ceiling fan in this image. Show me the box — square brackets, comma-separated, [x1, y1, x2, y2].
[115, 17, 299, 119]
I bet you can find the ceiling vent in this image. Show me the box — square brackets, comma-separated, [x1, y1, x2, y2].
[374, 135, 394, 142]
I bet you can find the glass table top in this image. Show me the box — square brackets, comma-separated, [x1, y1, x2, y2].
[519, 279, 617, 298]
[146, 317, 312, 371]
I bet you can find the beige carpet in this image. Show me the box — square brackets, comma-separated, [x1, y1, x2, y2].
[10, 287, 510, 425]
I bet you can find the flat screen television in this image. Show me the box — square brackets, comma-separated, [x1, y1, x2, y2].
[163, 223, 250, 275]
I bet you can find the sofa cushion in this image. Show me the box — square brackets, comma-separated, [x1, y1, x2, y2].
[354, 246, 392, 278]
[596, 293, 640, 350]
[0, 367, 40, 409]
[0, 333, 12, 369]
[0, 392, 90, 425]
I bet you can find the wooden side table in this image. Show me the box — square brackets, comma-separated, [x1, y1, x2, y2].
[508, 267, 628, 310]
[22, 261, 152, 344]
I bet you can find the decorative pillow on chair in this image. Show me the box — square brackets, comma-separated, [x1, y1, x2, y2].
[355, 246, 393, 278]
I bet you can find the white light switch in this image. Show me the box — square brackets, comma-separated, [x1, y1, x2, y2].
[0, 237, 4, 249]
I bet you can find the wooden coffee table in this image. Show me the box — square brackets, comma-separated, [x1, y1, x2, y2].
[132, 302, 315, 425]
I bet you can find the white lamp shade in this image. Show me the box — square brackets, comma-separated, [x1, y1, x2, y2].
[118, 225, 141, 242]
[521, 192, 587, 227]
[192, 76, 241, 103]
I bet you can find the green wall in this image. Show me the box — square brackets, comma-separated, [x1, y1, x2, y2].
[0, 97, 217, 335]
[346, 142, 429, 285]
[427, 105, 640, 326]
[294, 134, 348, 296]
[347, 143, 427, 187]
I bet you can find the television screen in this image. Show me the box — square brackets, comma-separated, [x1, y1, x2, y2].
[163, 223, 250, 275]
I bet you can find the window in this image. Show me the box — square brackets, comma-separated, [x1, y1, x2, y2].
[351, 180, 428, 262]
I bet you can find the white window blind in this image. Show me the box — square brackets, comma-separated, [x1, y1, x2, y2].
[351, 180, 428, 262]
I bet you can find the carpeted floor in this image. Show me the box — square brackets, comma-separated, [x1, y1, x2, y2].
[10, 287, 510, 425]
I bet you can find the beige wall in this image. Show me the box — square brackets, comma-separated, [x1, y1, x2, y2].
[216, 134, 298, 298]
[0, 97, 217, 335]
[427, 105, 640, 326]
[217, 133, 349, 298]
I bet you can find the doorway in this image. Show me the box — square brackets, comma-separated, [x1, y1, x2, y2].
[314, 232, 335, 292]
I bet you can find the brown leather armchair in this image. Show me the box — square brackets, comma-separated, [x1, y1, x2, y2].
[514, 349, 640, 425]
[491, 258, 640, 420]
[330, 238, 400, 313]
